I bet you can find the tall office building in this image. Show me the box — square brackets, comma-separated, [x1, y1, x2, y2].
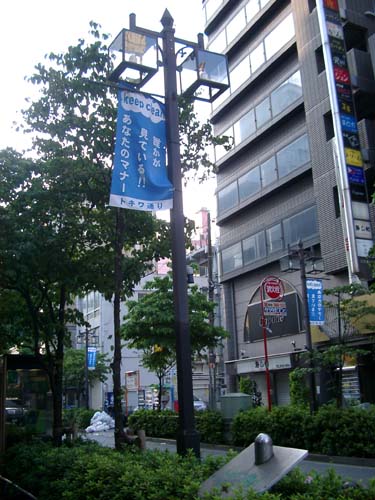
[203, 0, 375, 405]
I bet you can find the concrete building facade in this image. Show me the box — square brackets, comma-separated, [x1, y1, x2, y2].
[203, 0, 375, 405]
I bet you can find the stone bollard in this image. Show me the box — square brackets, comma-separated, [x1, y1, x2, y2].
[137, 429, 146, 451]
[254, 433, 274, 465]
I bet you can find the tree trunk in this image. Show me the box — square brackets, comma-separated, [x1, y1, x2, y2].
[51, 286, 66, 446]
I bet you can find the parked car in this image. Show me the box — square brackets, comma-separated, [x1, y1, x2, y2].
[193, 395, 207, 411]
[5, 399, 27, 424]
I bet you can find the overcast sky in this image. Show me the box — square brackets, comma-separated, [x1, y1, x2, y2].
[0, 0, 216, 220]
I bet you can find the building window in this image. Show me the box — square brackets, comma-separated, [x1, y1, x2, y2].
[264, 13, 295, 60]
[221, 242, 243, 273]
[243, 231, 266, 264]
[226, 9, 247, 45]
[260, 156, 277, 187]
[246, 0, 260, 23]
[217, 133, 310, 215]
[315, 46, 325, 74]
[283, 206, 318, 246]
[220, 206, 319, 276]
[204, 0, 224, 23]
[255, 97, 271, 129]
[271, 71, 303, 117]
[217, 181, 238, 213]
[234, 108, 256, 143]
[324, 111, 334, 141]
[250, 42, 266, 73]
[238, 166, 261, 201]
[276, 134, 311, 178]
[266, 224, 283, 253]
[230, 57, 251, 93]
[333, 186, 340, 218]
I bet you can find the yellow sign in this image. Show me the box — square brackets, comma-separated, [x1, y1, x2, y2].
[345, 148, 363, 167]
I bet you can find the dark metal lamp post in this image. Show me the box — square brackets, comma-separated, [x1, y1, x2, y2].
[107, 10, 229, 458]
[280, 241, 324, 413]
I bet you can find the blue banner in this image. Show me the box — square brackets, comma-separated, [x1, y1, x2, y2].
[87, 347, 97, 370]
[306, 279, 325, 326]
[109, 91, 173, 211]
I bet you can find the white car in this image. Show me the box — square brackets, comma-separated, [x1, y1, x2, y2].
[193, 395, 207, 411]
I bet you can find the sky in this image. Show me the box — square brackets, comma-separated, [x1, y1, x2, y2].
[0, 0, 216, 221]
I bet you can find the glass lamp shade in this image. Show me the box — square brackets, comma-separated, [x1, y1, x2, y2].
[179, 48, 230, 102]
[108, 28, 158, 85]
[280, 255, 300, 272]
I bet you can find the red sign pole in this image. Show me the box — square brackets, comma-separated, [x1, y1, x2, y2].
[260, 278, 272, 412]
[259, 276, 284, 411]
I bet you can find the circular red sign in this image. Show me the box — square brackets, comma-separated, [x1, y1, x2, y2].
[263, 277, 284, 300]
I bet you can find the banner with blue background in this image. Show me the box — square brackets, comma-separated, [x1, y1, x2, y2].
[109, 91, 173, 211]
[306, 278, 325, 326]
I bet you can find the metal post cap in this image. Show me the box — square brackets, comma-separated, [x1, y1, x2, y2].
[254, 433, 274, 465]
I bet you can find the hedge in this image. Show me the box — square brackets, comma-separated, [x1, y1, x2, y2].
[128, 409, 224, 444]
[2, 440, 375, 500]
[231, 404, 375, 458]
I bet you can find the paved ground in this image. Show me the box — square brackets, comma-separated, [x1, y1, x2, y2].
[84, 430, 375, 486]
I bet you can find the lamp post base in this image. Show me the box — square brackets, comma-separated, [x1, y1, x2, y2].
[176, 429, 201, 459]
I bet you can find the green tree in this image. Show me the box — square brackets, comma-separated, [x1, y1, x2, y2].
[2, 22, 229, 449]
[122, 276, 227, 410]
[63, 348, 109, 407]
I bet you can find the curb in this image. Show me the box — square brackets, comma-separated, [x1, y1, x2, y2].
[146, 437, 375, 467]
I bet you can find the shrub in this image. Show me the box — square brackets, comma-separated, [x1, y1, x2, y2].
[63, 407, 96, 430]
[128, 409, 178, 438]
[231, 407, 272, 447]
[128, 409, 225, 444]
[195, 410, 224, 444]
[1, 439, 225, 500]
[231, 404, 375, 458]
[3, 439, 375, 500]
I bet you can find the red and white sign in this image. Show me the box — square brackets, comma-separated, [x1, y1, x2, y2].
[263, 277, 284, 301]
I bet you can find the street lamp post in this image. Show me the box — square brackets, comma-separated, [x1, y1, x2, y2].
[280, 241, 319, 413]
[107, 10, 229, 457]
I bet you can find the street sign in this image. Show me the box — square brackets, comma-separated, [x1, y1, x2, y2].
[306, 279, 325, 326]
[263, 301, 287, 317]
[263, 277, 284, 300]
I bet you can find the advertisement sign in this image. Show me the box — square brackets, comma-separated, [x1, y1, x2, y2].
[87, 347, 97, 370]
[263, 276, 284, 300]
[306, 279, 325, 326]
[109, 91, 173, 211]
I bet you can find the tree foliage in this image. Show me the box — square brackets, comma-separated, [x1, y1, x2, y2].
[63, 348, 109, 406]
[122, 276, 227, 408]
[1, 21, 230, 446]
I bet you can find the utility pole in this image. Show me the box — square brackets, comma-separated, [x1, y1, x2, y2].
[207, 211, 216, 410]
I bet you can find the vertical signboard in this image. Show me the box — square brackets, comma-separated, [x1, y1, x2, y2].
[109, 90, 173, 211]
[316, 0, 373, 278]
[306, 279, 325, 326]
[87, 347, 97, 370]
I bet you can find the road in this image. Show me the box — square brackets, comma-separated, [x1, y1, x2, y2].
[84, 430, 375, 486]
